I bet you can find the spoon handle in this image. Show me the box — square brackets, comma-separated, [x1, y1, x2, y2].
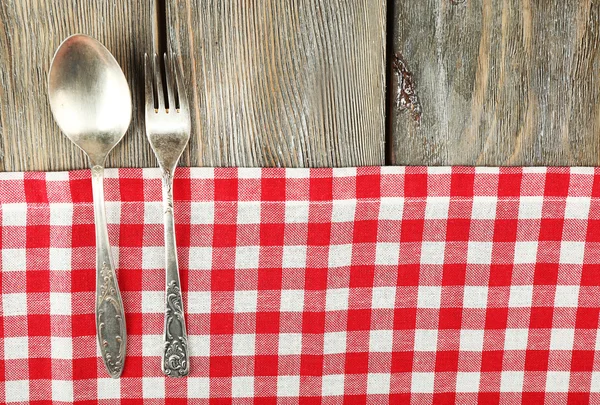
[91, 165, 127, 378]
[161, 169, 189, 377]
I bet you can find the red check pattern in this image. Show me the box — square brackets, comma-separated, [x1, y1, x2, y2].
[1, 166, 600, 403]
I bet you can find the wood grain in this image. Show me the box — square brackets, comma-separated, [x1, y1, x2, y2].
[389, 0, 600, 166]
[167, 0, 386, 167]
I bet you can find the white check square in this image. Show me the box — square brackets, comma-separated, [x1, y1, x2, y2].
[417, 286, 442, 309]
[425, 197, 450, 219]
[513, 242, 537, 264]
[504, 329, 528, 350]
[141, 335, 162, 357]
[141, 291, 164, 313]
[467, 242, 493, 264]
[565, 197, 590, 219]
[143, 201, 163, 224]
[191, 202, 214, 224]
[372, 287, 396, 309]
[5, 380, 29, 402]
[50, 248, 72, 271]
[51, 336, 73, 359]
[52, 380, 74, 402]
[420, 242, 445, 265]
[369, 330, 393, 352]
[282, 245, 307, 268]
[280, 290, 304, 312]
[50, 292, 71, 315]
[49, 203, 73, 225]
[379, 198, 404, 221]
[545, 371, 570, 392]
[98, 378, 121, 399]
[2, 203, 27, 226]
[237, 201, 261, 224]
[142, 246, 163, 269]
[560, 241, 585, 264]
[508, 285, 533, 308]
[278, 333, 302, 355]
[4, 336, 28, 359]
[325, 288, 349, 311]
[235, 246, 260, 269]
[471, 197, 497, 219]
[549, 328, 575, 350]
[142, 377, 165, 399]
[189, 247, 212, 270]
[375, 243, 400, 265]
[187, 377, 210, 398]
[456, 372, 480, 393]
[367, 373, 391, 395]
[278, 375, 300, 397]
[3, 293, 27, 316]
[322, 374, 345, 396]
[519, 197, 544, 219]
[324, 331, 347, 354]
[500, 371, 524, 392]
[554, 285, 579, 307]
[414, 330, 437, 352]
[3, 249, 27, 271]
[234, 290, 258, 313]
[460, 330, 484, 352]
[463, 286, 488, 308]
[233, 334, 256, 356]
[187, 291, 211, 314]
[331, 200, 356, 223]
[328, 244, 353, 268]
[411, 372, 435, 393]
[232, 376, 254, 398]
[285, 201, 309, 223]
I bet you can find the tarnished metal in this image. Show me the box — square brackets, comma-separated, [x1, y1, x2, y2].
[145, 52, 191, 377]
[48, 34, 131, 378]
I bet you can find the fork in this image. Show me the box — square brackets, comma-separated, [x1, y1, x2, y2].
[144, 53, 191, 377]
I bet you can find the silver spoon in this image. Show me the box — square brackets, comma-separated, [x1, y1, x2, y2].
[48, 34, 130, 378]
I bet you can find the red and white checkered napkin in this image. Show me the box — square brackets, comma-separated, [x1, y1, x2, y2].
[1, 166, 600, 403]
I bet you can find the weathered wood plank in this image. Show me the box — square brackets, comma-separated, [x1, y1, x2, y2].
[168, 0, 386, 167]
[390, 0, 600, 166]
[0, 0, 154, 171]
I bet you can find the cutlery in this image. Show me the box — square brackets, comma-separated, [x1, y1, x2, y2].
[144, 52, 191, 377]
[48, 34, 130, 378]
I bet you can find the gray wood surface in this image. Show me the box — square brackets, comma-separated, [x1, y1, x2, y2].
[167, 0, 386, 167]
[389, 0, 600, 166]
[0, 0, 155, 171]
[0, 0, 386, 171]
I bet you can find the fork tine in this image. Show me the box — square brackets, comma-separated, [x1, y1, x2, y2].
[153, 53, 165, 110]
[171, 53, 189, 112]
[163, 53, 176, 112]
[144, 53, 155, 113]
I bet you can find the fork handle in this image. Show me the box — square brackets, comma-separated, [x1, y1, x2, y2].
[92, 165, 127, 378]
[161, 169, 189, 377]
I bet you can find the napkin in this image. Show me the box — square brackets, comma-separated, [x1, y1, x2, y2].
[0, 167, 599, 403]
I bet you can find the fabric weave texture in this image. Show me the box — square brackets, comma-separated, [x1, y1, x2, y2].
[0, 166, 599, 403]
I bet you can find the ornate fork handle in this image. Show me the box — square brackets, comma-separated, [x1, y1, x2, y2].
[161, 170, 189, 377]
[92, 165, 126, 378]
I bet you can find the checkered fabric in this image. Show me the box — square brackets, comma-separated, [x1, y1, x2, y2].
[1, 167, 600, 403]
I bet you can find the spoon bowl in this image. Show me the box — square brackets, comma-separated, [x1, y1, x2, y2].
[48, 34, 131, 165]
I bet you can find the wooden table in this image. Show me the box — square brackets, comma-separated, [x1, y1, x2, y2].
[0, 1, 599, 172]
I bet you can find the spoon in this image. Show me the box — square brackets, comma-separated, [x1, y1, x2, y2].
[48, 34, 130, 378]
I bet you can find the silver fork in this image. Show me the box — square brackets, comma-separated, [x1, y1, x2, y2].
[144, 53, 191, 377]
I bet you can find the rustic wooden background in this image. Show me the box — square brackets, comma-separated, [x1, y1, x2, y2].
[0, 0, 599, 171]
[390, 0, 600, 166]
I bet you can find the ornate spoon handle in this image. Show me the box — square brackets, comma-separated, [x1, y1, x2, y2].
[161, 171, 189, 377]
[92, 165, 127, 378]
